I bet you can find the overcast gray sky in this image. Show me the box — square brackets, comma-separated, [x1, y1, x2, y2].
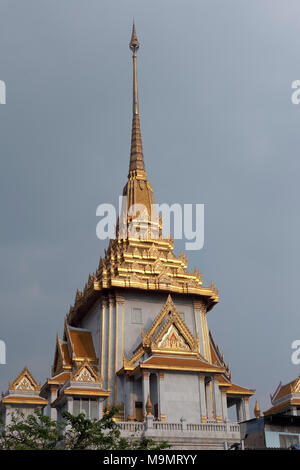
[0, 0, 300, 415]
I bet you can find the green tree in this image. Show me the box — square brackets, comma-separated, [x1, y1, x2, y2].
[0, 409, 65, 450]
[0, 407, 170, 450]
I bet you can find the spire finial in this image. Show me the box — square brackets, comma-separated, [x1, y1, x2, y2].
[128, 22, 145, 175]
[129, 21, 139, 53]
[146, 393, 153, 415]
[254, 400, 261, 418]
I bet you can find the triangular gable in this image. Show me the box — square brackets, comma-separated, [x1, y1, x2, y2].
[272, 375, 300, 403]
[124, 295, 202, 368]
[151, 310, 198, 355]
[71, 361, 102, 386]
[291, 375, 300, 393]
[155, 324, 191, 353]
[9, 367, 40, 391]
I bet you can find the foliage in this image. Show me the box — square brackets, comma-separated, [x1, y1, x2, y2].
[0, 409, 65, 450]
[0, 407, 170, 450]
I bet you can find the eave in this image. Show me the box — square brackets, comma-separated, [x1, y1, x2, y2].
[1, 396, 47, 405]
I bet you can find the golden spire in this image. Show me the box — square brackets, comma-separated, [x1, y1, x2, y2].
[129, 22, 146, 176]
[254, 400, 261, 418]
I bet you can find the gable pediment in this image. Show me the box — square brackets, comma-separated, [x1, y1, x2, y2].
[123, 295, 203, 369]
[291, 375, 300, 394]
[155, 324, 191, 352]
[71, 361, 101, 386]
[9, 367, 40, 392]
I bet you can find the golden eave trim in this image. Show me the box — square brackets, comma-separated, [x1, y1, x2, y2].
[227, 389, 255, 396]
[138, 363, 225, 373]
[1, 397, 47, 405]
[150, 349, 198, 357]
[64, 389, 110, 397]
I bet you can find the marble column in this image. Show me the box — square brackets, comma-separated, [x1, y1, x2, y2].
[213, 376, 223, 423]
[221, 390, 228, 422]
[142, 371, 150, 417]
[236, 398, 244, 422]
[107, 295, 115, 407]
[242, 397, 250, 421]
[125, 376, 134, 420]
[205, 378, 214, 421]
[115, 294, 125, 407]
[199, 374, 207, 423]
[50, 385, 58, 421]
[158, 371, 165, 420]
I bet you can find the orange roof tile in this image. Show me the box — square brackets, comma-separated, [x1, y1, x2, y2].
[226, 383, 255, 396]
[210, 345, 222, 367]
[218, 375, 231, 387]
[61, 343, 71, 366]
[68, 329, 97, 360]
[48, 372, 71, 385]
[264, 399, 300, 416]
[273, 378, 299, 401]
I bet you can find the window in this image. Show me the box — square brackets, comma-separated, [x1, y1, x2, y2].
[73, 398, 99, 420]
[279, 433, 299, 448]
[131, 308, 142, 324]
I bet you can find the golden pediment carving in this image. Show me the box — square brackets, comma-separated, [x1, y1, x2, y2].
[156, 324, 191, 352]
[16, 376, 35, 391]
[9, 367, 40, 392]
[292, 375, 300, 393]
[76, 367, 96, 382]
[71, 361, 101, 386]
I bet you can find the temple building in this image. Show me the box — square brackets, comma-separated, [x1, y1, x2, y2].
[0, 25, 255, 449]
[264, 374, 300, 416]
[240, 375, 300, 449]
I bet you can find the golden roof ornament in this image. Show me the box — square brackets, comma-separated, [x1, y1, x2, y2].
[146, 393, 152, 415]
[254, 400, 261, 418]
[128, 22, 145, 174]
[129, 22, 139, 52]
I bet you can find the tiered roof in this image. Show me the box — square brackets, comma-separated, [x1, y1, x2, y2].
[264, 374, 300, 416]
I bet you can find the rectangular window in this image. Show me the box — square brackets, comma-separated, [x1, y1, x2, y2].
[73, 398, 99, 420]
[90, 400, 98, 420]
[82, 399, 89, 417]
[279, 434, 299, 448]
[73, 398, 80, 416]
[131, 308, 142, 324]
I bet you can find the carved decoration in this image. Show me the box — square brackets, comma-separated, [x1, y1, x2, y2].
[76, 367, 96, 382]
[157, 324, 190, 352]
[71, 361, 101, 386]
[9, 367, 40, 392]
[16, 377, 34, 391]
